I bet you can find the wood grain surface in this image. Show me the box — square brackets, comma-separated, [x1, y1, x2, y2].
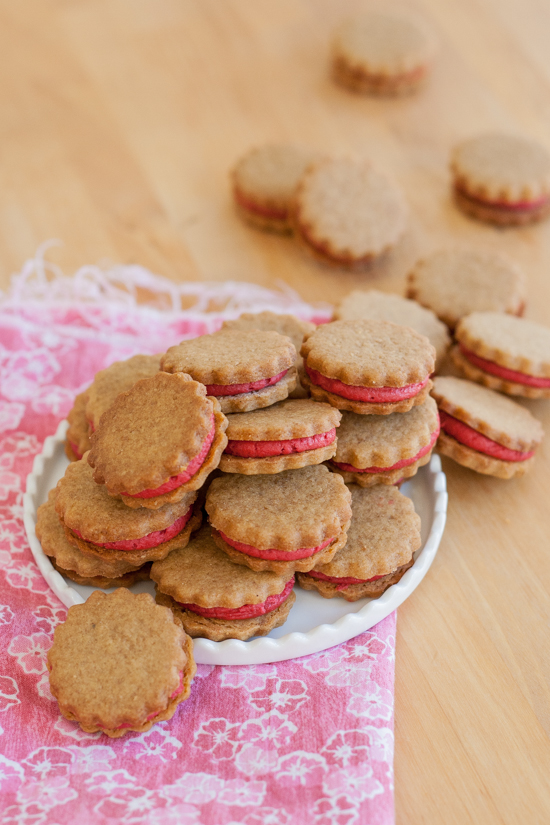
[1, 1, 550, 822]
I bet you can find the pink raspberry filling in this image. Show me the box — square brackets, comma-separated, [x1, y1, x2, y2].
[72, 507, 193, 551]
[456, 186, 550, 212]
[100, 672, 185, 730]
[439, 410, 535, 462]
[178, 577, 295, 621]
[304, 364, 429, 403]
[225, 428, 336, 458]
[306, 570, 386, 591]
[219, 530, 334, 561]
[69, 441, 83, 460]
[125, 417, 215, 499]
[205, 369, 288, 397]
[459, 344, 550, 388]
[234, 189, 289, 220]
[332, 424, 440, 474]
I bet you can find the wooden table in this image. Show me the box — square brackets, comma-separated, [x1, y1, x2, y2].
[2, 1, 550, 820]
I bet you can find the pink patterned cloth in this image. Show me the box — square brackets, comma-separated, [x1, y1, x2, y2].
[0, 257, 396, 825]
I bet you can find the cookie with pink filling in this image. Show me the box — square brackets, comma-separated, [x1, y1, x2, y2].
[86, 354, 161, 431]
[88, 371, 228, 509]
[220, 399, 341, 474]
[301, 319, 435, 415]
[330, 397, 440, 486]
[452, 312, 550, 399]
[65, 392, 91, 462]
[56, 457, 201, 565]
[48, 589, 196, 738]
[161, 330, 297, 413]
[297, 485, 420, 601]
[432, 376, 544, 479]
[152, 525, 296, 641]
[206, 464, 352, 575]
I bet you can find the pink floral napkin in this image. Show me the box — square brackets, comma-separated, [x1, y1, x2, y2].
[0, 252, 396, 825]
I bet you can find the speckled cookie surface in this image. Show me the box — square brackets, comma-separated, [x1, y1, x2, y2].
[87, 372, 227, 500]
[85, 354, 161, 429]
[222, 312, 315, 354]
[65, 392, 91, 461]
[407, 249, 526, 329]
[455, 312, 550, 378]
[48, 589, 195, 737]
[437, 431, 535, 479]
[291, 158, 407, 267]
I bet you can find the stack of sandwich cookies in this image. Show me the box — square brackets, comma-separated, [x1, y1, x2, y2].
[432, 376, 544, 479]
[47, 589, 196, 737]
[206, 464, 352, 575]
[65, 392, 91, 462]
[331, 398, 440, 486]
[87, 372, 227, 509]
[85, 354, 161, 432]
[297, 485, 421, 601]
[152, 525, 296, 641]
[301, 320, 435, 415]
[452, 312, 550, 399]
[161, 330, 297, 413]
[220, 399, 341, 474]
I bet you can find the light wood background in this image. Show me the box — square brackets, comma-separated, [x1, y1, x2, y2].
[2, 1, 550, 822]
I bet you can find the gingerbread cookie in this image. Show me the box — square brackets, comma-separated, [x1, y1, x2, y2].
[65, 392, 91, 461]
[85, 354, 161, 431]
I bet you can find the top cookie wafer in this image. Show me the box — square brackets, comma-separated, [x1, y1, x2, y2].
[221, 311, 315, 354]
[86, 354, 161, 430]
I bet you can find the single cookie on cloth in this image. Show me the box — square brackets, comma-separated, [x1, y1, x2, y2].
[37, 489, 151, 588]
[450, 133, 550, 225]
[152, 525, 296, 641]
[88, 371, 227, 508]
[65, 392, 91, 462]
[301, 320, 435, 415]
[85, 354, 161, 431]
[220, 399, 341, 474]
[330, 397, 440, 486]
[452, 312, 550, 399]
[406, 248, 526, 330]
[432, 376, 544, 478]
[161, 329, 297, 413]
[55, 457, 201, 565]
[231, 144, 317, 233]
[291, 157, 407, 269]
[335, 289, 450, 371]
[47, 589, 196, 738]
[332, 9, 438, 96]
[297, 485, 420, 601]
[206, 464, 352, 575]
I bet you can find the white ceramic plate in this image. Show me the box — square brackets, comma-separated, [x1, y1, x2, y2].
[24, 420, 447, 665]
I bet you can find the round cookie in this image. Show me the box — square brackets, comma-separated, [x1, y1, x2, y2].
[161, 329, 297, 413]
[335, 289, 450, 371]
[452, 312, 550, 399]
[301, 319, 435, 415]
[55, 457, 201, 565]
[330, 397, 440, 486]
[65, 392, 91, 461]
[88, 371, 227, 508]
[450, 133, 550, 225]
[432, 376, 544, 479]
[86, 354, 161, 431]
[231, 144, 317, 233]
[297, 485, 420, 601]
[206, 464, 352, 575]
[152, 525, 296, 642]
[220, 399, 341, 474]
[332, 9, 437, 96]
[48, 589, 196, 737]
[291, 157, 407, 269]
[407, 248, 526, 330]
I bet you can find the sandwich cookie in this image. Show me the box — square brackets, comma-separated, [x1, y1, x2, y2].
[152, 525, 296, 641]
[332, 9, 438, 96]
[407, 248, 526, 330]
[206, 464, 352, 575]
[301, 319, 435, 415]
[297, 485, 420, 601]
[65, 392, 91, 462]
[335, 289, 450, 371]
[432, 376, 544, 479]
[220, 399, 341, 474]
[231, 143, 317, 233]
[47, 589, 196, 738]
[331, 397, 440, 486]
[37, 489, 151, 588]
[452, 312, 550, 399]
[85, 354, 161, 431]
[161, 329, 297, 413]
[451, 133, 550, 226]
[291, 157, 407, 269]
[55, 457, 201, 565]
[88, 371, 227, 508]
